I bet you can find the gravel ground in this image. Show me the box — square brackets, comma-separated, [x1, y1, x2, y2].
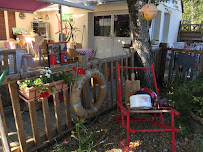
[42, 109, 195, 152]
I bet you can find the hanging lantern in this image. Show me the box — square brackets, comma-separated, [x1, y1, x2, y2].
[140, 3, 157, 21]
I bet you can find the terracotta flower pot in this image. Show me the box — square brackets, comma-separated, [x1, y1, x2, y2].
[18, 80, 67, 100]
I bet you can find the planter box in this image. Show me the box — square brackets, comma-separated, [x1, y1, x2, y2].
[18, 80, 68, 100]
[189, 111, 203, 133]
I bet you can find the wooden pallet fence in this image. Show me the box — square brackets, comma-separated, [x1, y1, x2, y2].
[167, 48, 203, 81]
[1, 51, 136, 152]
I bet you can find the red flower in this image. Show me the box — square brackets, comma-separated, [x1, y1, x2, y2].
[72, 67, 76, 71]
[122, 146, 129, 152]
[39, 92, 44, 98]
[39, 91, 50, 98]
[77, 68, 83, 74]
[120, 139, 125, 146]
[82, 70, 86, 76]
[44, 91, 50, 98]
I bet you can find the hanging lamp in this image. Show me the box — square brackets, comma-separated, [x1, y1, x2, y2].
[140, 3, 157, 21]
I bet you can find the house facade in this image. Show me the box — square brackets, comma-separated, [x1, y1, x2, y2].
[0, 0, 182, 58]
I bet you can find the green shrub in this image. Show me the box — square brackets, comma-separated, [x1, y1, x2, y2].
[171, 72, 203, 117]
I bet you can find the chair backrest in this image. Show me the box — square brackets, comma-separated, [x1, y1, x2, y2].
[67, 49, 78, 60]
[42, 42, 47, 51]
[19, 39, 26, 49]
[117, 64, 159, 104]
[9, 38, 15, 42]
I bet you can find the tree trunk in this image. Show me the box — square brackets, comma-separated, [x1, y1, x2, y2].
[127, 0, 154, 88]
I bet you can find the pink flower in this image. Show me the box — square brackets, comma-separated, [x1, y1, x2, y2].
[62, 139, 68, 144]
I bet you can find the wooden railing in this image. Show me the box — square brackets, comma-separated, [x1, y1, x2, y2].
[181, 24, 203, 32]
[0, 49, 136, 152]
[167, 48, 203, 81]
[0, 44, 169, 152]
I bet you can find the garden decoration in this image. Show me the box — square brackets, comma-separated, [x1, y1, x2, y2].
[116, 64, 180, 152]
[140, 3, 157, 21]
[71, 69, 106, 119]
[18, 68, 75, 101]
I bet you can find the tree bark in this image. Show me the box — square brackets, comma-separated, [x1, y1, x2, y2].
[127, 0, 154, 88]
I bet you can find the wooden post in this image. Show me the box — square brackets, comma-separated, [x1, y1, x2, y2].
[104, 62, 109, 109]
[110, 61, 114, 106]
[0, 95, 11, 152]
[78, 55, 90, 109]
[27, 101, 41, 146]
[53, 92, 62, 133]
[130, 47, 134, 73]
[3, 55, 9, 70]
[158, 43, 167, 84]
[42, 98, 52, 140]
[8, 82, 27, 152]
[63, 88, 72, 128]
[168, 50, 175, 82]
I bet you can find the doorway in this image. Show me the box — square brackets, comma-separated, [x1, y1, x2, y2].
[93, 11, 131, 58]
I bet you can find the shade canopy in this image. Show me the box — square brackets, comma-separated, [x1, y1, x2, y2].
[0, 0, 94, 12]
[0, 0, 51, 12]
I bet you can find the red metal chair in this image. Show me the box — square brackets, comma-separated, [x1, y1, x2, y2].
[116, 64, 180, 152]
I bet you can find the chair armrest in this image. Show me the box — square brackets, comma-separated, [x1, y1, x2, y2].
[169, 107, 180, 118]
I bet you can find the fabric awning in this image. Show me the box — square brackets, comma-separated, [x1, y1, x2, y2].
[0, 0, 51, 13]
[0, 0, 94, 12]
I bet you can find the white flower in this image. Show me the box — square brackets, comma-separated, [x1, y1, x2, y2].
[47, 74, 50, 78]
[45, 73, 50, 78]
[40, 71, 43, 74]
[40, 75, 42, 78]
[48, 69, 52, 74]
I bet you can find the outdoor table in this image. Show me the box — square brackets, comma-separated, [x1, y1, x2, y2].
[4, 41, 31, 54]
[76, 48, 93, 60]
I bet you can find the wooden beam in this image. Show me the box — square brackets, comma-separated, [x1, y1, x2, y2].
[63, 88, 72, 128]
[3, 54, 131, 85]
[53, 93, 62, 133]
[8, 82, 27, 152]
[0, 95, 11, 152]
[42, 98, 52, 140]
[28, 101, 41, 146]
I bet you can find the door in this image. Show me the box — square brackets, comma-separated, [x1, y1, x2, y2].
[93, 11, 131, 58]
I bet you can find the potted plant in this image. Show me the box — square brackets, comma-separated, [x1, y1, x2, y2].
[64, 21, 80, 49]
[18, 69, 76, 100]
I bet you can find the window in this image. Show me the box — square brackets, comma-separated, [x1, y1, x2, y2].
[94, 15, 111, 37]
[114, 14, 130, 37]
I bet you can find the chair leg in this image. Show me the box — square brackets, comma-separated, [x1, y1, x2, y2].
[159, 113, 164, 124]
[171, 111, 175, 152]
[153, 113, 157, 121]
[127, 114, 130, 147]
[116, 105, 119, 124]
